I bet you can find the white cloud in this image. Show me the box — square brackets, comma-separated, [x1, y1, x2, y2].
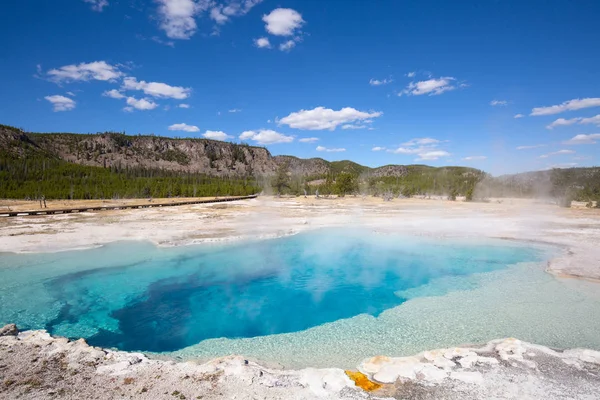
[239, 130, 293, 144]
[539, 149, 576, 158]
[416, 150, 451, 161]
[151, 36, 176, 47]
[372, 146, 386, 151]
[66, 91, 76, 97]
[463, 156, 487, 161]
[299, 137, 319, 143]
[254, 37, 271, 48]
[263, 8, 304, 36]
[490, 100, 508, 106]
[121, 77, 191, 99]
[546, 163, 578, 169]
[47, 61, 121, 83]
[402, 137, 441, 146]
[514, 114, 524, 119]
[341, 124, 366, 130]
[530, 98, 600, 116]
[210, 6, 229, 24]
[156, 0, 207, 39]
[316, 146, 345, 153]
[279, 106, 382, 131]
[125, 96, 158, 111]
[546, 114, 600, 129]
[178, 103, 190, 108]
[228, 108, 242, 113]
[369, 78, 392, 86]
[83, 0, 108, 12]
[44, 95, 76, 112]
[168, 123, 199, 132]
[387, 137, 449, 161]
[103, 89, 125, 99]
[516, 144, 546, 150]
[210, 0, 263, 25]
[156, 0, 262, 39]
[388, 147, 420, 154]
[562, 134, 600, 145]
[400, 76, 457, 96]
[279, 40, 296, 51]
[581, 115, 600, 126]
[203, 130, 232, 141]
[546, 117, 579, 129]
[406, 71, 416, 78]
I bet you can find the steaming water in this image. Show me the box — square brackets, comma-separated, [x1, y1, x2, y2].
[1, 229, 600, 368]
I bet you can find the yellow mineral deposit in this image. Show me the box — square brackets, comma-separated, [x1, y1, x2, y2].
[344, 370, 382, 392]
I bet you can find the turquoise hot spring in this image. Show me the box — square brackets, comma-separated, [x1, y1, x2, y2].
[1, 229, 600, 368]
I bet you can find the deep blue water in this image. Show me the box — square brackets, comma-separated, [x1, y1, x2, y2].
[0, 230, 545, 353]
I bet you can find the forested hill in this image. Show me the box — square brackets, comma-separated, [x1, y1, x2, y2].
[1, 124, 598, 203]
[0, 124, 481, 179]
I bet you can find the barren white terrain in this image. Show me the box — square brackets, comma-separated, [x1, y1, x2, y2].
[1, 196, 599, 399]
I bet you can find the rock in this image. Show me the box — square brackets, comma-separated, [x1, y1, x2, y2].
[0, 324, 18, 336]
[457, 354, 479, 369]
[415, 364, 448, 382]
[443, 348, 476, 360]
[450, 371, 484, 384]
[495, 338, 527, 361]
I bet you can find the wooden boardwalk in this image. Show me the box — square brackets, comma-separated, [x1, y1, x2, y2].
[0, 195, 258, 218]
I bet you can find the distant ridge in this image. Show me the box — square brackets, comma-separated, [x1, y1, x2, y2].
[0, 124, 483, 178]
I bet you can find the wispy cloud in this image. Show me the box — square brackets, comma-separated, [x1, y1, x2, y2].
[516, 144, 546, 150]
[546, 114, 600, 129]
[369, 78, 393, 86]
[83, 0, 108, 12]
[514, 114, 524, 119]
[279, 106, 382, 131]
[416, 150, 451, 161]
[156, 0, 262, 39]
[539, 149, 576, 158]
[387, 137, 450, 161]
[299, 137, 319, 143]
[402, 138, 442, 146]
[546, 163, 578, 169]
[279, 40, 296, 51]
[103, 89, 125, 99]
[372, 146, 386, 151]
[45, 95, 76, 112]
[490, 100, 508, 106]
[121, 77, 191, 99]
[46, 61, 122, 83]
[341, 124, 367, 130]
[463, 156, 487, 160]
[124, 96, 158, 111]
[531, 97, 600, 116]
[239, 129, 293, 144]
[399, 76, 460, 96]
[562, 133, 600, 145]
[316, 146, 345, 152]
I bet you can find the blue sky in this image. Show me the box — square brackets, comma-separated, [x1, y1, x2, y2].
[1, 0, 599, 175]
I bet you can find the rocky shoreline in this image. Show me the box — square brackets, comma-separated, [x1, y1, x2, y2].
[1, 324, 599, 399]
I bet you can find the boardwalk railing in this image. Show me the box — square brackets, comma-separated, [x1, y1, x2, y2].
[0, 195, 258, 218]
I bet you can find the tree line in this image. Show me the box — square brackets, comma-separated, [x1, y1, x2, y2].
[0, 153, 260, 200]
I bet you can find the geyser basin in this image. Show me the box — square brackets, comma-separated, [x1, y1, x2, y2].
[1, 229, 599, 368]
